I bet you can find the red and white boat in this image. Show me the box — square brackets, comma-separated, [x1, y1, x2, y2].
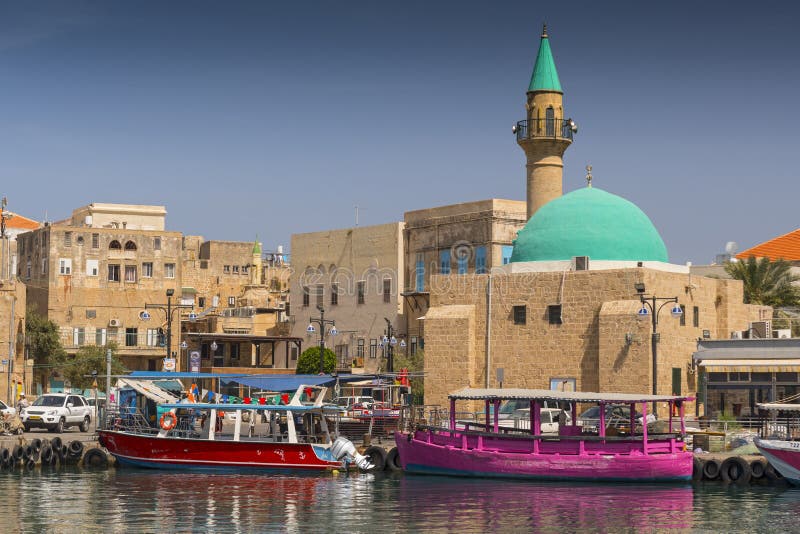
[754, 402, 800, 485]
[396, 388, 694, 482]
[98, 385, 371, 472]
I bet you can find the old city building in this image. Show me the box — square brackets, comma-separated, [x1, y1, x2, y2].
[19, 204, 184, 379]
[0, 203, 37, 403]
[402, 199, 528, 352]
[17, 201, 297, 386]
[290, 223, 405, 373]
[420, 29, 769, 416]
[181, 238, 296, 373]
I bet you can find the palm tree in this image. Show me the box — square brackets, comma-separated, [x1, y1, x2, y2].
[724, 256, 800, 307]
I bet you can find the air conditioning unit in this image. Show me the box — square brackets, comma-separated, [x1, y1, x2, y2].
[109, 318, 121, 327]
[730, 331, 742, 339]
[750, 321, 771, 339]
[276, 302, 285, 309]
[773, 329, 792, 339]
[572, 256, 590, 271]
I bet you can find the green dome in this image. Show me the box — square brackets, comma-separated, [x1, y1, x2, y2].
[510, 187, 668, 263]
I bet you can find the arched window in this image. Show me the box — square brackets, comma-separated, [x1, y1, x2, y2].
[124, 240, 137, 251]
[545, 107, 555, 137]
[109, 240, 121, 250]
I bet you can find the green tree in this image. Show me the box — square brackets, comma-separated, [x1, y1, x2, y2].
[393, 349, 424, 403]
[25, 308, 67, 372]
[58, 343, 127, 390]
[296, 346, 336, 374]
[725, 257, 800, 307]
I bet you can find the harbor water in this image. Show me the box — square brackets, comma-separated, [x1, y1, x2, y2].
[1, 468, 798, 533]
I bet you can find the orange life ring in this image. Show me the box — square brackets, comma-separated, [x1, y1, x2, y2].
[160, 412, 177, 431]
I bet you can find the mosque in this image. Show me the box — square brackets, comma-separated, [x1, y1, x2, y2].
[422, 27, 768, 416]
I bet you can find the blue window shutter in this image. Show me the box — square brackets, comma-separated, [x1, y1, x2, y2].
[475, 246, 486, 274]
[502, 245, 514, 265]
[440, 250, 451, 275]
[416, 258, 424, 292]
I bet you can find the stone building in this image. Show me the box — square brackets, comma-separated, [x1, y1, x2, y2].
[290, 222, 404, 373]
[0, 278, 26, 404]
[19, 203, 184, 378]
[181, 238, 295, 372]
[402, 199, 527, 349]
[0, 204, 37, 403]
[421, 29, 768, 417]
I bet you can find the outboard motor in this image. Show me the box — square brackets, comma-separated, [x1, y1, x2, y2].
[331, 436, 374, 471]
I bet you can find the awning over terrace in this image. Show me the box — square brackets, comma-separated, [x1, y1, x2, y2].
[697, 359, 800, 373]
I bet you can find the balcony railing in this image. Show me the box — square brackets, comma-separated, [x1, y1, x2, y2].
[514, 118, 574, 142]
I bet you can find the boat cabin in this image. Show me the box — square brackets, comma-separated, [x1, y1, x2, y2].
[121, 384, 337, 445]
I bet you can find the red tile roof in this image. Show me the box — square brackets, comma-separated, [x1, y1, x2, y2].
[5, 212, 40, 231]
[736, 228, 800, 261]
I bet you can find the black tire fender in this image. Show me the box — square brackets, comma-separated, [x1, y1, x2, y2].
[68, 440, 84, 458]
[50, 437, 63, 451]
[12, 445, 24, 460]
[702, 458, 721, 480]
[720, 457, 751, 485]
[31, 438, 43, 452]
[24, 457, 36, 470]
[23, 445, 33, 460]
[750, 458, 767, 479]
[363, 446, 387, 472]
[692, 457, 704, 481]
[83, 448, 109, 468]
[59, 444, 68, 460]
[41, 446, 53, 464]
[385, 447, 402, 471]
[0, 447, 9, 463]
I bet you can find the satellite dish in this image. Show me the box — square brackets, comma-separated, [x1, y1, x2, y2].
[724, 241, 738, 255]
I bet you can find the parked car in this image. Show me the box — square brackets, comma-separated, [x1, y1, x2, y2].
[498, 398, 558, 419]
[577, 404, 656, 433]
[0, 399, 15, 418]
[335, 396, 375, 418]
[20, 393, 92, 432]
[499, 407, 572, 434]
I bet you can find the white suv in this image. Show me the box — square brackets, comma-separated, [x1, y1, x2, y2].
[21, 394, 92, 433]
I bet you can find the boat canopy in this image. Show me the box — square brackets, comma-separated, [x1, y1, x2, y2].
[160, 402, 335, 413]
[449, 388, 693, 403]
[117, 378, 181, 404]
[231, 374, 374, 392]
[127, 371, 375, 393]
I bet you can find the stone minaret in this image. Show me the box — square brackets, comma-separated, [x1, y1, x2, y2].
[251, 238, 262, 285]
[516, 25, 575, 219]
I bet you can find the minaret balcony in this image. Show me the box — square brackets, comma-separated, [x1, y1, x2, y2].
[514, 118, 575, 142]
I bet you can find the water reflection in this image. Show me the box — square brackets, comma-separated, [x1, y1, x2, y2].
[0, 468, 798, 533]
[394, 476, 694, 533]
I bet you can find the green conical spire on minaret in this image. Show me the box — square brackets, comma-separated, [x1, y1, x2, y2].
[528, 24, 562, 92]
[252, 236, 261, 255]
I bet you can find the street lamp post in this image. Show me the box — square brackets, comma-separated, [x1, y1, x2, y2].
[145, 289, 194, 370]
[379, 318, 406, 374]
[636, 288, 683, 411]
[307, 305, 337, 373]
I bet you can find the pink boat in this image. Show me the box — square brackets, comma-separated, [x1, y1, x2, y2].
[395, 388, 694, 482]
[754, 402, 800, 485]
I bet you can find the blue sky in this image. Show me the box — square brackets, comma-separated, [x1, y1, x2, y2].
[1, 1, 798, 263]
